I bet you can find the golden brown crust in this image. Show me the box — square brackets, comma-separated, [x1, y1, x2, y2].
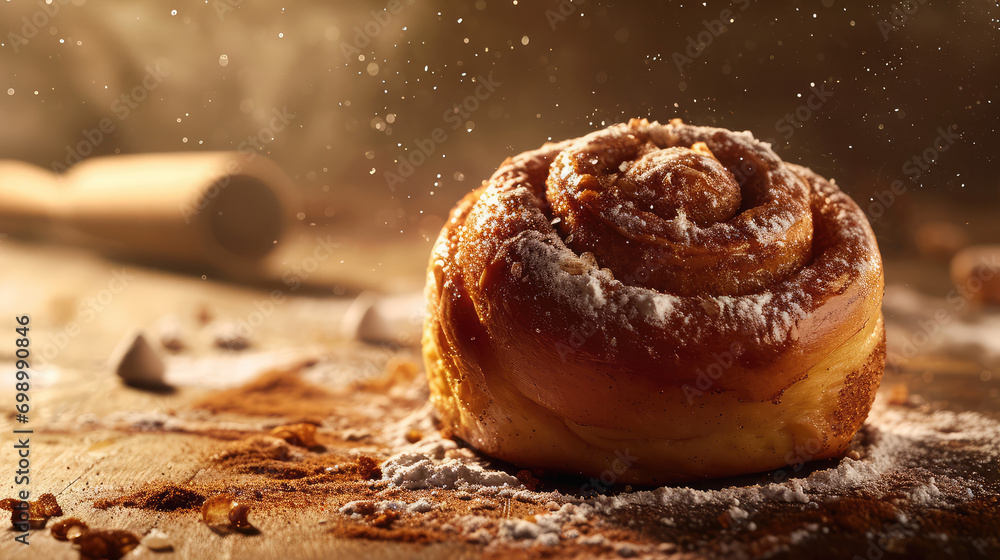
[832, 328, 887, 439]
[423, 118, 886, 484]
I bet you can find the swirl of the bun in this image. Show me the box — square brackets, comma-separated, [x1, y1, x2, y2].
[423, 118, 885, 485]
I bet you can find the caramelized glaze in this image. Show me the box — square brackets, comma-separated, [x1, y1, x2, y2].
[422, 118, 886, 484]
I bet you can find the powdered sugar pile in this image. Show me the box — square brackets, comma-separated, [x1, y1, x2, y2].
[380, 437, 522, 490]
[339, 498, 437, 516]
[375, 394, 1000, 557]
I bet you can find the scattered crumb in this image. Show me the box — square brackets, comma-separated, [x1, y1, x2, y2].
[211, 322, 250, 350]
[270, 423, 319, 447]
[0, 493, 63, 529]
[140, 527, 174, 551]
[50, 517, 88, 541]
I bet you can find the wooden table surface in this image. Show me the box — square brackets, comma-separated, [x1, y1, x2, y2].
[0, 234, 480, 559]
[1, 234, 998, 559]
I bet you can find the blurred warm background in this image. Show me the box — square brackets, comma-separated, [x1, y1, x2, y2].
[2, 0, 998, 267]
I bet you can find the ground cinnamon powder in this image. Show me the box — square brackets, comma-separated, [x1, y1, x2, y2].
[191, 367, 338, 421]
[94, 485, 205, 512]
[75, 362, 999, 558]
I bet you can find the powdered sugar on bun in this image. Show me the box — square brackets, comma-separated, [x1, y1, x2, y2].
[423, 118, 886, 484]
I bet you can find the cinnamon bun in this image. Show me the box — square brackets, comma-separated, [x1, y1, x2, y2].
[422, 118, 885, 485]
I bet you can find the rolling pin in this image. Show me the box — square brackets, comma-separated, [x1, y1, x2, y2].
[0, 152, 299, 278]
